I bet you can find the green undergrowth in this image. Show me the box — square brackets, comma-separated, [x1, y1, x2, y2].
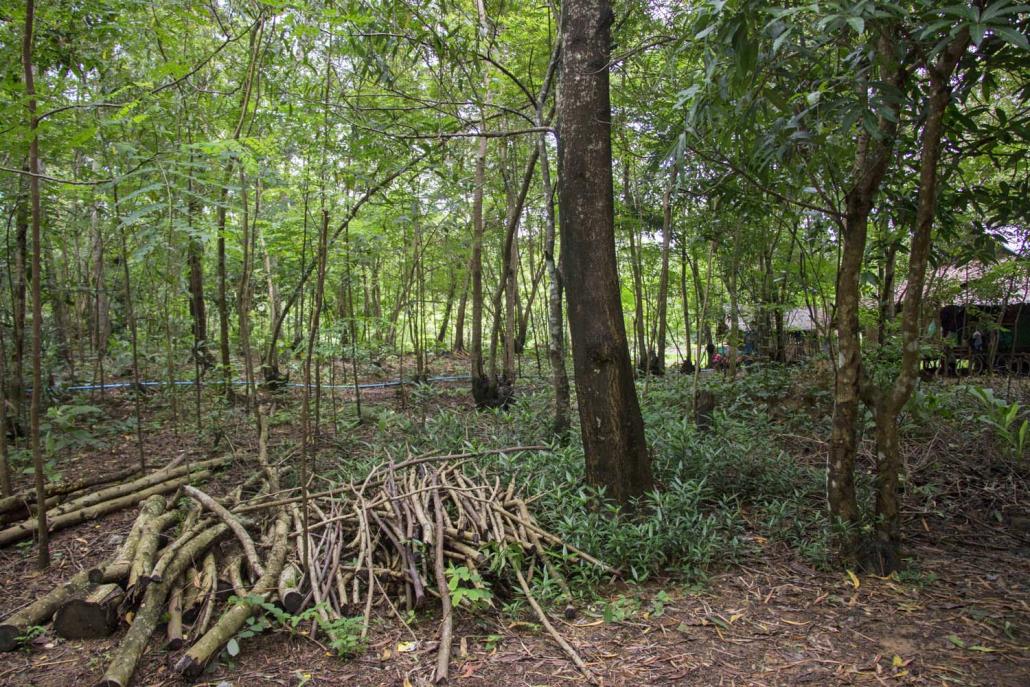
[321, 367, 842, 586]
[87, 362, 1023, 600]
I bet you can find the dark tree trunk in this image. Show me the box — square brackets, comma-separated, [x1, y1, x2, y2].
[436, 267, 457, 345]
[558, 0, 652, 504]
[22, 0, 49, 570]
[10, 167, 28, 428]
[453, 270, 469, 352]
[186, 188, 209, 370]
[538, 117, 570, 437]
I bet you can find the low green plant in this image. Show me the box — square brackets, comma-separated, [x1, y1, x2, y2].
[966, 386, 1028, 459]
[16, 625, 46, 645]
[649, 590, 671, 617]
[231, 596, 365, 658]
[601, 594, 640, 623]
[445, 564, 494, 608]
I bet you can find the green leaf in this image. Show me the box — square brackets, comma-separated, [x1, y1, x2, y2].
[994, 27, 1029, 50]
[971, 24, 987, 47]
[846, 17, 864, 35]
[226, 638, 240, 657]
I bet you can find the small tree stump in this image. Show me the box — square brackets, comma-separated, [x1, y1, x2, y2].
[694, 390, 717, 431]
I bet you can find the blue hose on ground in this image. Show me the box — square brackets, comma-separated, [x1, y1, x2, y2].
[46, 374, 472, 394]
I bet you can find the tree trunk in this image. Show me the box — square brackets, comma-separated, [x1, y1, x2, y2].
[624, 165, 648, 373]
[186, 188, 209, 368]
[91, 206, 110, 394]
[485, 146, 540, 402]
[469, 0, 495, 407]
[436, 266, 457, 345]
[216, 194, 233, 396]
[654, 165, 678, 374]
[44, 243, 71, 371]
[863, 28, 969, 574]
[10, 166, 28, 429]
[113, 186, 147, 473]
[877, 240, 898, 345]
[726, 251, 740, 377]
[453, 270, 469, 352]
[538, 84, 570, 436]
[0, 318, 11, 497]
[53, 583, 124, 639]
[827, 29, 904, 562]
[558, 0, 652, 504]
[678, 232, 692, 370]
[22, 0, 48, 570]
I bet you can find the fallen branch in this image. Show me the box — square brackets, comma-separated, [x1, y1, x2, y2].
[184, 484, 264, 578]
[173, 510, 289, 677]
[0, 467, 218, 547]
[95, 523, 228, 687]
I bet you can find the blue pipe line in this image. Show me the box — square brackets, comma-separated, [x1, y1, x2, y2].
[51, 374, 472, 393]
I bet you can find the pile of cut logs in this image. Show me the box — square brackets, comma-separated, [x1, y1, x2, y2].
[0, 443, 605, 685]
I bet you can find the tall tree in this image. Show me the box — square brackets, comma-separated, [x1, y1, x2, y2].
[558, 0, 653, 504]
[22, 0, 48, 570]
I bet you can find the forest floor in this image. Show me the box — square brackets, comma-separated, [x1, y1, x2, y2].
[0, 360, 1028, 687]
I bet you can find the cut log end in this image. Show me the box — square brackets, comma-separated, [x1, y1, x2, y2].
[54, 583, 124, 640]
[280, 589, 304, 615]
[0, 624, 20, 652]
[172, 652, 205, 678]
[54, 600, 117, 639]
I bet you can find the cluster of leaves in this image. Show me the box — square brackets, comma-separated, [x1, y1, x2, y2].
[230, 595, 365, 659]
[445, 564, 493, 608]
[964, 385, 1029, 459]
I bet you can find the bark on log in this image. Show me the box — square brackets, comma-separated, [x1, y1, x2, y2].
[94, 523, 227, 687]
[147, 515, 215, 584]
[87, 507, 177, 584]
[173, 511, 289, 677]
[53, 583, 124, 639]
[193, 551, 219, 636]
[431, 483, 453, 684]
[46, 456, 224, 519]
[0, 568, 91, 651]
[278, 562, 303, 614]
[0, 470, 213, 547]
[126, 495, 167, 597]
[0, 464, 142, 516]
[183, 484, 264, 578]
[166, 578, 184, 650]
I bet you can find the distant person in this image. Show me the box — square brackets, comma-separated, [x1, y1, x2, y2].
[706, 342, 716, 368]
[971, 329, 985, 372]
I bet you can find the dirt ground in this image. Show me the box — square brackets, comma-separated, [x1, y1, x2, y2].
[1, 377, 1028, 687]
